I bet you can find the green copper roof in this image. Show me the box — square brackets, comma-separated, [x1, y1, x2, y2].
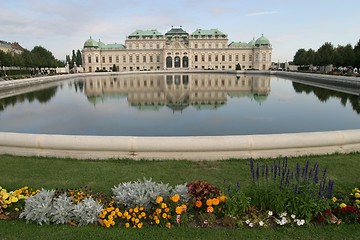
[165, 27, 189, 37]
[128, 29, 163, 38]
[84, 37, 99, 48]
[104, 43, 125, 49]
[248, 38, 256, 46]
[255, 35, 270, 46]
[228, 41, 251, 48]
[191, 29, 227, 38]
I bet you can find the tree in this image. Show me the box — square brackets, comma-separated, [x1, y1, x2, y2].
[354, 39, 360, 67]
[293, 48, 307, 65]
[31, 46, 58, 68]
[112, 64, 118, 72]
[316, 42, 334, 66]
[236, 63, 241, 70]
[342, 44, 355, 66]
[76, 50, 82, 67]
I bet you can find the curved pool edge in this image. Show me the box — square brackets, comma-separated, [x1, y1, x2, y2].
[1, 130, 359, 160]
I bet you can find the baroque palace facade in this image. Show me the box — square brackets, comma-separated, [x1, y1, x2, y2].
[82, 27, 272, 72]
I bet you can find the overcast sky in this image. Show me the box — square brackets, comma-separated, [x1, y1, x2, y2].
[2, 0, 359, 62]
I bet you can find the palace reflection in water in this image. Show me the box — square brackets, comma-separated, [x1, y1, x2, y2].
[84, 74, 270, 112]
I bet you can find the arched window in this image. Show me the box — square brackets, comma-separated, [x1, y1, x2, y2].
[166, 56, 172, 68]
[174, 56, 181, 68]
[183, 56, 189, 68]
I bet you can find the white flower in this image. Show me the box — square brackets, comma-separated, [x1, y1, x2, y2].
[297, 219, 305, 226]
[276, 219, 281, 225]
[245, 220, 250, 224]
[291, 214, 296, 219]
[280, 212, 287, 217]
[281, 217, 288, 225]
[259, 221, 264, 226]
[268, 211, 273, 216]
[249, 223, 254, 228]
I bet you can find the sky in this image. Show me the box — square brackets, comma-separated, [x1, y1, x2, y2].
[1, 0, 359, 62]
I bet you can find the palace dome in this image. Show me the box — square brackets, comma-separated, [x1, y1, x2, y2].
[248, 38, 256, 46]
[84, 37, 98, 48]
[255, 35, 270, 46]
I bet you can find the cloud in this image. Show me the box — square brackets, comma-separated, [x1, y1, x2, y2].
[246, 11, 279, 17]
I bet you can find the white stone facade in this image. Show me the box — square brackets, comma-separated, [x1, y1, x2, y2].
[82, 27, 272, 73]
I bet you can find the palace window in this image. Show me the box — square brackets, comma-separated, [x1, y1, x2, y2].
[129, 56, 133, 63]
[194, 43, 198, 48]
[235, 55, 239, 61]
[88, 56, 91, 63]
[156, 44, 160, 49]
[143, 55, 146, 62]
[215, 55, 218, 61]
[123, 56, 126, 63]
[102, 56, 105, 63]
[229, 54, 232, 61]
[242, 54, 245, 61]
[201, 55, 205, 62]
[249, 55, 252, 61]
[136, 55, 140, 62]
[156, 55, 160, 62]
[116, 56, 119, 63]
[195, 55, 198, 62]
[208, 55, 211, 62]
[222, 55, 225, 61]
[109, 56, 112, 63]
[150, 55, 153, 62]
[262, 53, 266, 61]
[95, 56, 99, 63]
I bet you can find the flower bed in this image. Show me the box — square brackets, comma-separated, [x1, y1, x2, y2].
[1, 158, 359, 228]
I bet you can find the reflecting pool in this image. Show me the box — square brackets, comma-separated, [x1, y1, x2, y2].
[1, 73, 360, 136]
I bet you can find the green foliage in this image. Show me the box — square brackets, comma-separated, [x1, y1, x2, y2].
[293, 38, 360, 67]
[224, 190, 250, 218]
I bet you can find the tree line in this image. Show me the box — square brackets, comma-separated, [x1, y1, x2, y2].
[65, 49, 82, 68]
[0, 46, 63, 68]
[293, 39, 360, 68]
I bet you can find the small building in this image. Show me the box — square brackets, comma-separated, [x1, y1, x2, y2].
[0, 40, 25, 55]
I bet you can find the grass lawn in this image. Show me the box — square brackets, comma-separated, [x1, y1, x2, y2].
[1, 152, 359, 239]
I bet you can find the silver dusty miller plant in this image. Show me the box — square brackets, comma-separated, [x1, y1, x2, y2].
[20, 188, 56, 225]
[171, 183, 191, 203]
[73, 197, 103, 226]
[50, 193, 75, 224]
[112, 178, 172, 209]
[20, 189, 102, 226]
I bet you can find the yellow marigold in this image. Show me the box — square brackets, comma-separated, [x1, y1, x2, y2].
[207, 206, 214, 213]
[141, 212, 146, 217]
[170, 194, 180, 203]
[340, 203, 347, 208]
[137, 222, 143, 228]
[219, 195, 227, 202]
[181, 204, 187, 211]
[166, 222, 171, 229]
[129, 208, 133, 213]
[355, 193, 360, 198]
[134, 207, 139, 213]
[156, 208, 162, 214]
[134, 218, 140, 224]
[356, 199, 360, 203]
[123, 211, 129, 218]
[195, 200, 202, 208]
[117, 211, 122, 217]
[165, 207, 170, 213]
[167, 214, 172, 219]
[332, 197, 337, 203]
[110, 220, 115, 226]
[161, 203, 167, 209]
[212, 198, 220, 206]
[175, 206, 183, 215]
[156, 196, 163, 204]
[206, 199, 213, 206]
[155, 219, 160, 225]
[125, 222, 130, 228]
[162, 213, 167, 219]
[115, 208, 120, 213]
[139, 207, 144, 211]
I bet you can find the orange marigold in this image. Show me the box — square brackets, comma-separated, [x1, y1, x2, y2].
[175, 206, 183, 215]
[170, 194, 180, 203]
[212, 198, 220, 205]
[206, 199, 213, 206]
[207, 206, 214, 213]
[156, 196, 163, 204]
[195, 200, 202, 208]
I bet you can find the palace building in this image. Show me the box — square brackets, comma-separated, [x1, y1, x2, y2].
[82, 27, 272, 72]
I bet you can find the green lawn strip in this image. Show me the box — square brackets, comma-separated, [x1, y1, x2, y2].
[0, 220, 359, 240]
[1, 153, 359, 194]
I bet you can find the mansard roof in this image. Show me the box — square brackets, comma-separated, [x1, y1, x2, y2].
[128, 29, 163, 39]
[190, 29, 227, 38]
[228, 41, 251, 48]
[165, 27, 189, 37]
